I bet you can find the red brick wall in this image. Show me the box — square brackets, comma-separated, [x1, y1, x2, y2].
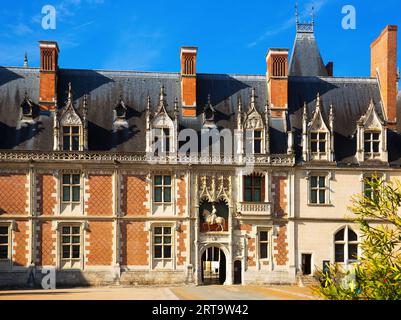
[86, 221, 113, 266]
[13, 221, 29, 266]
[177, 224, 187, 266]
[87, 175, 113, 216]
[0, 174, 28, 215]
[122, 175, 148, 216]
[37, 174, 56, 216]
[120, 221, 148, 266]
[37, 221, 55, 266]
[177, 176, 186, 216]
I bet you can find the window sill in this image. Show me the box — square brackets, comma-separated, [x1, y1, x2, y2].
[307, 203, 334, 207]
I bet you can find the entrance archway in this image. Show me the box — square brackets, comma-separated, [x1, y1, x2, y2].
[234, 260, 242, 284]
[201, 246, 226, 285]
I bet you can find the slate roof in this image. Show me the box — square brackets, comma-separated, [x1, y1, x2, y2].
[0, 25, 400, 166]
[289, 29, 328, 77]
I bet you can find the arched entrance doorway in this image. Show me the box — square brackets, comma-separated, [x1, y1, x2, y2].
[233, 260, 242, 285]
[201, 246, 226, 285]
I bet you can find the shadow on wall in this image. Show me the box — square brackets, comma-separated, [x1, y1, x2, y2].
[0, 67, 23, 87]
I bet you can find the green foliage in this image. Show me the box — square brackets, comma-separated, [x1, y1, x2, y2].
[314, 176, 401, 300]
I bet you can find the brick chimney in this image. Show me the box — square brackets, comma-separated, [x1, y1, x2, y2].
[371, 25, 398, 127]
[266, 48, 289, 117]
[39, 41, 59, 111]
[180, 47, 197, 118]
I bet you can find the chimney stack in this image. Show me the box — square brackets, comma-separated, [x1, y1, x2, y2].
[266, 48, 289, 117]
[39, 41, 59, 111]
[180, 47, 198, 118]
[371, 25, 398, 127]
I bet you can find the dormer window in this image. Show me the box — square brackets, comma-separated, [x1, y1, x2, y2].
[356, 100, 387, 163]
[20, 92, 35, 121]
[115, 99, 127, 120]
[302, 94, 334, 162]
[253, 130, 263, 154]
[63, 126, 80, 151]
[153, 128, 171, 155]
[55, 83, 87, 152]
[310, 131, 327, 155]
[147, 86, 177, 158]
[364, 131, 380, 159]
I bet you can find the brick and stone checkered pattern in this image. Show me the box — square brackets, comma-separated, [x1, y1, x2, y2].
[272, 176, 289, 266]
[177, 224, 187, 266]
[177, 176, 186, 216]
[274, 223, 289, 266]
[86, 175, 113, 216]
[121, 176, 149, 216]
[239, 224, 256, 266]
[120, 221, 148, 266]
[36, 221, 56, 265]
[0, 174, 28, 215]
[12, 221, 29, 267]
[86, 221, 113, 266]
[36, 174, 56, 216]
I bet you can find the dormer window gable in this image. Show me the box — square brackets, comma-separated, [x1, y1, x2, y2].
[147, 86, 177, 156]
[244, 88, 267, 155]
[54, 83, 88, 151]
[302, 93, 335, 162]
[356, 100, 387, 163]
[20, 92, 35, 121]
[202, 94, 216, 128]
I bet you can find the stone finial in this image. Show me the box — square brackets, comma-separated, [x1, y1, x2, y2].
[24, 52, 28, 68]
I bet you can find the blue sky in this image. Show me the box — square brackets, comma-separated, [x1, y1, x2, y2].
[0, 0, 400, 78]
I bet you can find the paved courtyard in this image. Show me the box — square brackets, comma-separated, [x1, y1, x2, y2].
[0, 285, 319, 300]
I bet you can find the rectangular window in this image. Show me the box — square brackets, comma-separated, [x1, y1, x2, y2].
[62, 174, 81, 203]
[61, 226, 81, 267]
[154, 175, 172, 203]
[259, 230, 269, 260]
[364, 132, 380, 158]
[0, 226, 10, 260]
[153, 128, 171, 155]
[311, 132, 327, 154]
[310, 176, 327, 204]
[364, 176, 380, 203]
[63, 126, 80, 151]
[244, 175, 263, 202]
[253, 130, 263, 154]
[153, 226, 172, 260]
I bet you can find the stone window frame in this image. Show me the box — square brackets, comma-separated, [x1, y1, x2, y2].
[243, 174, 264, 203]
[360, 172, 386, 201]
[257, 227, 272, 262]
[56, 221, 85, 270]
[245, 128, 265, 155]
[149, 222, 176, 270]
[153, 174, 173, 205]
[56, 170, 86, 216]
[61, 173, 82, 204]
[0, 222, 12, 264]
[363, 130, 381, 160]
[310, 131, 327, 158]
[62, 125, 81, 151]
[305, 171, 334, 206]
[333, 226, 359, 265]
